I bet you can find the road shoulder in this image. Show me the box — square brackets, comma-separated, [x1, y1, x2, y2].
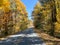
[34, 29, 60, 45]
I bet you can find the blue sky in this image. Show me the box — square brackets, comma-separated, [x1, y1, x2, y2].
[21, 0, 38, 20]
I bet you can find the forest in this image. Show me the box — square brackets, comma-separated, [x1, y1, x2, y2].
[0, 0, 29, 37]
[0, 0, 60, 45]
[32, 0, 60, 38]
[0, 0, 60, 39]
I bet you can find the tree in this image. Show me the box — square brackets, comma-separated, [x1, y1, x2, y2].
[54, 0, 60, 38]
[0, 0, 29, 37]
[32, 0, 60, 38]
[32, 2, 42, 29]
[32, 1, 52, 34]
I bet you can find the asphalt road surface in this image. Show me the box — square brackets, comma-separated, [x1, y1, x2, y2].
[0, 28, 46, 45]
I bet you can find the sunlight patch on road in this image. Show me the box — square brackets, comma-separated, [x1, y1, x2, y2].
[8, 34, 26, 37]
[7, 33, 39, 38]
[31, 43, 46, 45]
[26, 33, 39, 37]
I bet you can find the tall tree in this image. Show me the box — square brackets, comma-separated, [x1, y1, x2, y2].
[0, 0, 28, 37]
[32, 0, 60, 38]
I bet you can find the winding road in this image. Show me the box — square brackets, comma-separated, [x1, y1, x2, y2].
[0, 28, 46, 45]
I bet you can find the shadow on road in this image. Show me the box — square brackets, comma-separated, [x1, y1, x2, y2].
[0, 28, 46, 45]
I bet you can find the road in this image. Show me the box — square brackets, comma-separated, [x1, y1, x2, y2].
[0, 28, 46, 45]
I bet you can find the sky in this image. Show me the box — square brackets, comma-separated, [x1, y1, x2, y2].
[21, 0, 38, 20]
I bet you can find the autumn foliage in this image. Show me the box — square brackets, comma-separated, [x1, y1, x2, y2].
[32, 0, 60, 38]
[0, 0, 28, 37]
